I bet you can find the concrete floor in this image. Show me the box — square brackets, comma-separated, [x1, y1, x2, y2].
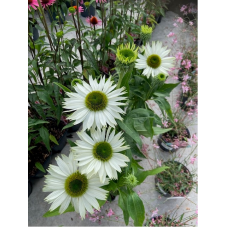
[28, 11, 198, 227]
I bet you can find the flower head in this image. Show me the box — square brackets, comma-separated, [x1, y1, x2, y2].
[69, 6, 84, 15]
[167, 32, 175, 37]
[125, 174, 138, 187]
[189, 21, 194, 26]
[84, 2, 90, 7]
[157, 159, 162, 166]
[63, 76, 127, 131]
[177, 17, 184, 23]
[43, 152, 108, 219]
[72, 128, 130, 183]
[116, 43, 138, 65]
[190, 157, 196, 164]
[28, 0, 39, 10]
[96, 0, 107, 2]
[135, 41, 175, 78]
[86, 16, 102, 27]
[140, 25, 153, 44]
[40, 0, 56, 9]
[107, 208, 114, 217]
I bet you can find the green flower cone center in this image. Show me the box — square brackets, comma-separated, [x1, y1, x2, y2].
[85, 91, 108, 111]
[119, 49, 136, 59]
[147, 54, 161, 68]
[65, 172, 88, 197]
[157, 73, 166, 81]
[93, 142, 113, 161]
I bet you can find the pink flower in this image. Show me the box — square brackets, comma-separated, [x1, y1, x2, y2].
[182, 85, 189, 93]
[183, 74, 190, 81]
[181, 81, 186, 86]
[180, 5, 187, 12]
[151, 208, 158, 217]
[173, 75, 179, 80]
[151, 218, 156, 224]
[107, 208, 114, 217]
[137, 191, 142, 197]
[167, 32, 175, 37]
[189, 21, 194, 26]
[174, 103, 179, 108]
[157, 159, 162, 167]
[184, 60, 192, 70]
[173, 23, 178, 27]
[28, 0, 39, 11]
[175, 52, 183, 61]
[193, 37, 196, 41]
[153, 144, 160, 149]
[35, 100, 40, 104]
[40, 0, 56, 9]
[162, 120, 168, 128]
[174, 118, 178, 122]
[177, 17, 183, 23]
[171, 144, 179, 149]
[79, 0, 84, 4]
[142, 144, 149, 153]
[96, 0, 107, 2]
[115, 216, 119, 220]
[190, 157, 196, 164]
[86, 16, 102, 27]
[172, 38, 178, 44]
[192, 134, 198, 140]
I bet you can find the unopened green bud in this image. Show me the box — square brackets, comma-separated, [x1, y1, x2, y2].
[56, 16, 59, 20]
[65, 40, 69, 45]
[125, 174, 138, 187]
[157, 73, 166, 81]
[69, 6, 76, 13]
[84, 2, 90, 7]
[71, 78, 83, 87]
[56, 31, 63, 39]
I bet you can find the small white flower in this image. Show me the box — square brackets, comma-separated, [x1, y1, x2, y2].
[135, 41, 175, 78]
[63, 76, 127, 131]
[72, 127, 130, 183]
[43, 152, 108, 219]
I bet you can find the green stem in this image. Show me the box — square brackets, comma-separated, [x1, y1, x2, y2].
[116, 71, 124, 89]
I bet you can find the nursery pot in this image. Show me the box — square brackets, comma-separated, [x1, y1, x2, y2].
[66, 0, 77, 8]
[28, 180, 32, 197]
[31, 151, 52, 179]
[144, 216, 172, 226]
[155, 15, 162, 24]
[32, 26, 39, 41]
[155, 161, 193, 197]
[81, 2, 96, 17]
[157, 127, 191, 152]
[48, 7, 65, 24]
[134, 38, 143, 47]
[68, 122, 82, 133]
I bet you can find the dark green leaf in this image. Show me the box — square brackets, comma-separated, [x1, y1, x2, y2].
[83, 49, 100, 75]
[49, 134, 59, 145]
[118, 189, 130, 225]
[153, 83, 179, 97]
[62, 121, 75, 130]
[153, 127, 172, 135]
[39, 126, 51, 151]
[28, 118, 49, 128]
[43, 203, 75, 217]
[35, 162, 46, 173]
[67, 139, 76, 147]
[53, 82, 71, 93]
[37, 91, 56, 110]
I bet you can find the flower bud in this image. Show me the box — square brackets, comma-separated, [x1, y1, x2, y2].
[55, 16, 59, 20]
[125, 174, 138, 187]
[68, 6, 76, 13]
[71, 79, 83, 87]
[56, 31, 63, 39]
[84, 2, 90, 7]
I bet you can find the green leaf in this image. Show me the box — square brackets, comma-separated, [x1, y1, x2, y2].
[144, 118, 154, 138]
[67, 139, 76, 147]
[118, 189, 130, 225]
[53, 82, 71, 93]
[28, 118, 49, 128]
[121, 70, 132, 94]
[37, 91, 56, 110]
[28, 146, 36, 151]
[62, 121, 75, 130]
[116, 119, 142, 147]
[153, 127, 172, 135]
[153, 83, 179, 97]
[35, 162, 46, 173]
[97, 198, 107, 207]
[43, 204, 75, 218]
[83, 49, 100, 75]
[154, 97, 174, 123]
[125, 32, 134, 44]
[127, 188, 145, 226]
[102, 180, 117, 192]
[135, 166, 169, 185]
[39, 126, 51, 151]
[49, 134, 59, 145]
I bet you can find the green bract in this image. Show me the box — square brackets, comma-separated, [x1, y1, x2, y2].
[68, 6, 76, 13]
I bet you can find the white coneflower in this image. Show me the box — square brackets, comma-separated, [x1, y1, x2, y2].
[43, 152, 108, 219]
[72, 127, 130, 183]
[63, 76, 127, 131]
[135, 41, 175, 78]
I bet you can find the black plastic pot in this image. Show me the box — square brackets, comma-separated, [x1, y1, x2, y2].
[48, 7, 65, 24]
[28, 180, 32, 197]
[134, 38, 143, 47]
[66, 0, 77, 7]
[107, 193, 116, 202]
[157, 128, 190, 152]
[68, 122, 82, 133]
[155, 15, 162, 24]
[144, 216, 172, 226]
[51, 130, 68, 153]
[81, 3, 95, 17]
[155, 161, 193, 197]
[30, 151, 52, 179]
